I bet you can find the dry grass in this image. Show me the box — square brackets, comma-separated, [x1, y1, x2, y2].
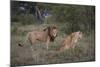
[11, 23, 95, 67]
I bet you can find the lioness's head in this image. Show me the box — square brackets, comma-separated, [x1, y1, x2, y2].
[76, 31, 83, 39]
[71, 31, 83, 42]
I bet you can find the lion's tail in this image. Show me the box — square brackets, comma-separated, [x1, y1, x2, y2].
[18, 33, 29, 47]
[18, 43, 23, 47]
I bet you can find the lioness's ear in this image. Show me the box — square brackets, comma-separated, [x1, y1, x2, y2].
[70, 32, 76, 39]
[80, 31, 82, 34]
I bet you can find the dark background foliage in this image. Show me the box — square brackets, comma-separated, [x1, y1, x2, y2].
[11, 1, 95, 34]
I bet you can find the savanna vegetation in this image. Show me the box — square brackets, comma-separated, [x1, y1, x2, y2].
[11, 1, 95, 66]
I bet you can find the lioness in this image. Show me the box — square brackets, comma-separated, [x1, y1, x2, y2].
[59, 31, 83, 51]
[18, 26, 58, 50]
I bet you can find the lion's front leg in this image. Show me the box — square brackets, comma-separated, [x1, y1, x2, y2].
[72, 44, 76, 49]
[46, 37, 50, 50]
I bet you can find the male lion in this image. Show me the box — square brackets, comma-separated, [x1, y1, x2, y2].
[18, 26, 58, 50]
[59, 31, 83, 52]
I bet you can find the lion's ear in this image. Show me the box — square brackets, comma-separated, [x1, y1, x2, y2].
[53, 26, 57, 29]
[43, 28, 47, 31]
[43, 26, 51, 31]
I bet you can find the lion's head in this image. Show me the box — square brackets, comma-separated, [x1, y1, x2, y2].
[43, 26, 58, 42]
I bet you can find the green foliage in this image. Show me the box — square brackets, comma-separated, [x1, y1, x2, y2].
[12, 14, 36, 25]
